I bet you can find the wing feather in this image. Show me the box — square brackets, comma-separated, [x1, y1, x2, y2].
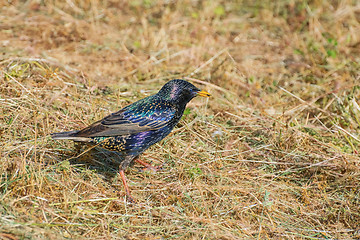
[75, 98, 176, 137]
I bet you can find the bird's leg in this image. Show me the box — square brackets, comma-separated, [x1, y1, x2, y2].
[135, 157, 163, 172]
[118, 155, 136, 203]
[119, 169, 135, 203]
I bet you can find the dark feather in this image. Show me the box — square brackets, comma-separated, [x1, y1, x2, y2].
[74, 98, 176, 138]
[51, 130, 79, 139]
[50, 130, 92, 142]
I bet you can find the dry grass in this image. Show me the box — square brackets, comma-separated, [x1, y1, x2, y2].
[1, 0, 360, 239]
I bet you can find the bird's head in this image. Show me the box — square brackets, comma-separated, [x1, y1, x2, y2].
[158, 79, 210, 105]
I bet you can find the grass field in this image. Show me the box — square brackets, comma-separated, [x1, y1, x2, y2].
[1, 0, 360, 239]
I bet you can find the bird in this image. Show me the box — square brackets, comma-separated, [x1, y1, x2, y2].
[51, 79, 210, 201]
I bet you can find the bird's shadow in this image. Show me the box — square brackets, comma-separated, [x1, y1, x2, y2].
[60, 143, 129, 182]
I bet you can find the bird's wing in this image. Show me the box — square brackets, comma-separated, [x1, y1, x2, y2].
[75, 98, 176, 137]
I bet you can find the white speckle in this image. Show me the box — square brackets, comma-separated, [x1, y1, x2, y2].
[212, 130, 223, 138]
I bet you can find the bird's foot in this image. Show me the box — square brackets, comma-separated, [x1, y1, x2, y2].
[135, 158, 163, 173]
[125, 193, 136, 204]
[141, 164, 163, 173]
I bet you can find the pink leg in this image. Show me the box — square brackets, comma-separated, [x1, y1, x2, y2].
[119, 170, 135, 203]
[135, 158, 162, 172]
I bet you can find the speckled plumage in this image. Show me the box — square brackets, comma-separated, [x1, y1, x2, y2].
[51, 79, 210, 200]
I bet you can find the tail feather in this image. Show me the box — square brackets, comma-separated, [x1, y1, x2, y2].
[51, 130, 92, 142]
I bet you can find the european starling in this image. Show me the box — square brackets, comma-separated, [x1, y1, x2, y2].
[51, 79, 210, 201]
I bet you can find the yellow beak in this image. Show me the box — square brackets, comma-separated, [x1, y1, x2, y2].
[197, 90, 211, 97]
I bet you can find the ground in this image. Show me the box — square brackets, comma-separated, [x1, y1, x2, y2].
[1, 0, 360, 239]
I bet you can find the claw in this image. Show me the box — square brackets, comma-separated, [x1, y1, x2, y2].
[135, 158, 163, 172]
